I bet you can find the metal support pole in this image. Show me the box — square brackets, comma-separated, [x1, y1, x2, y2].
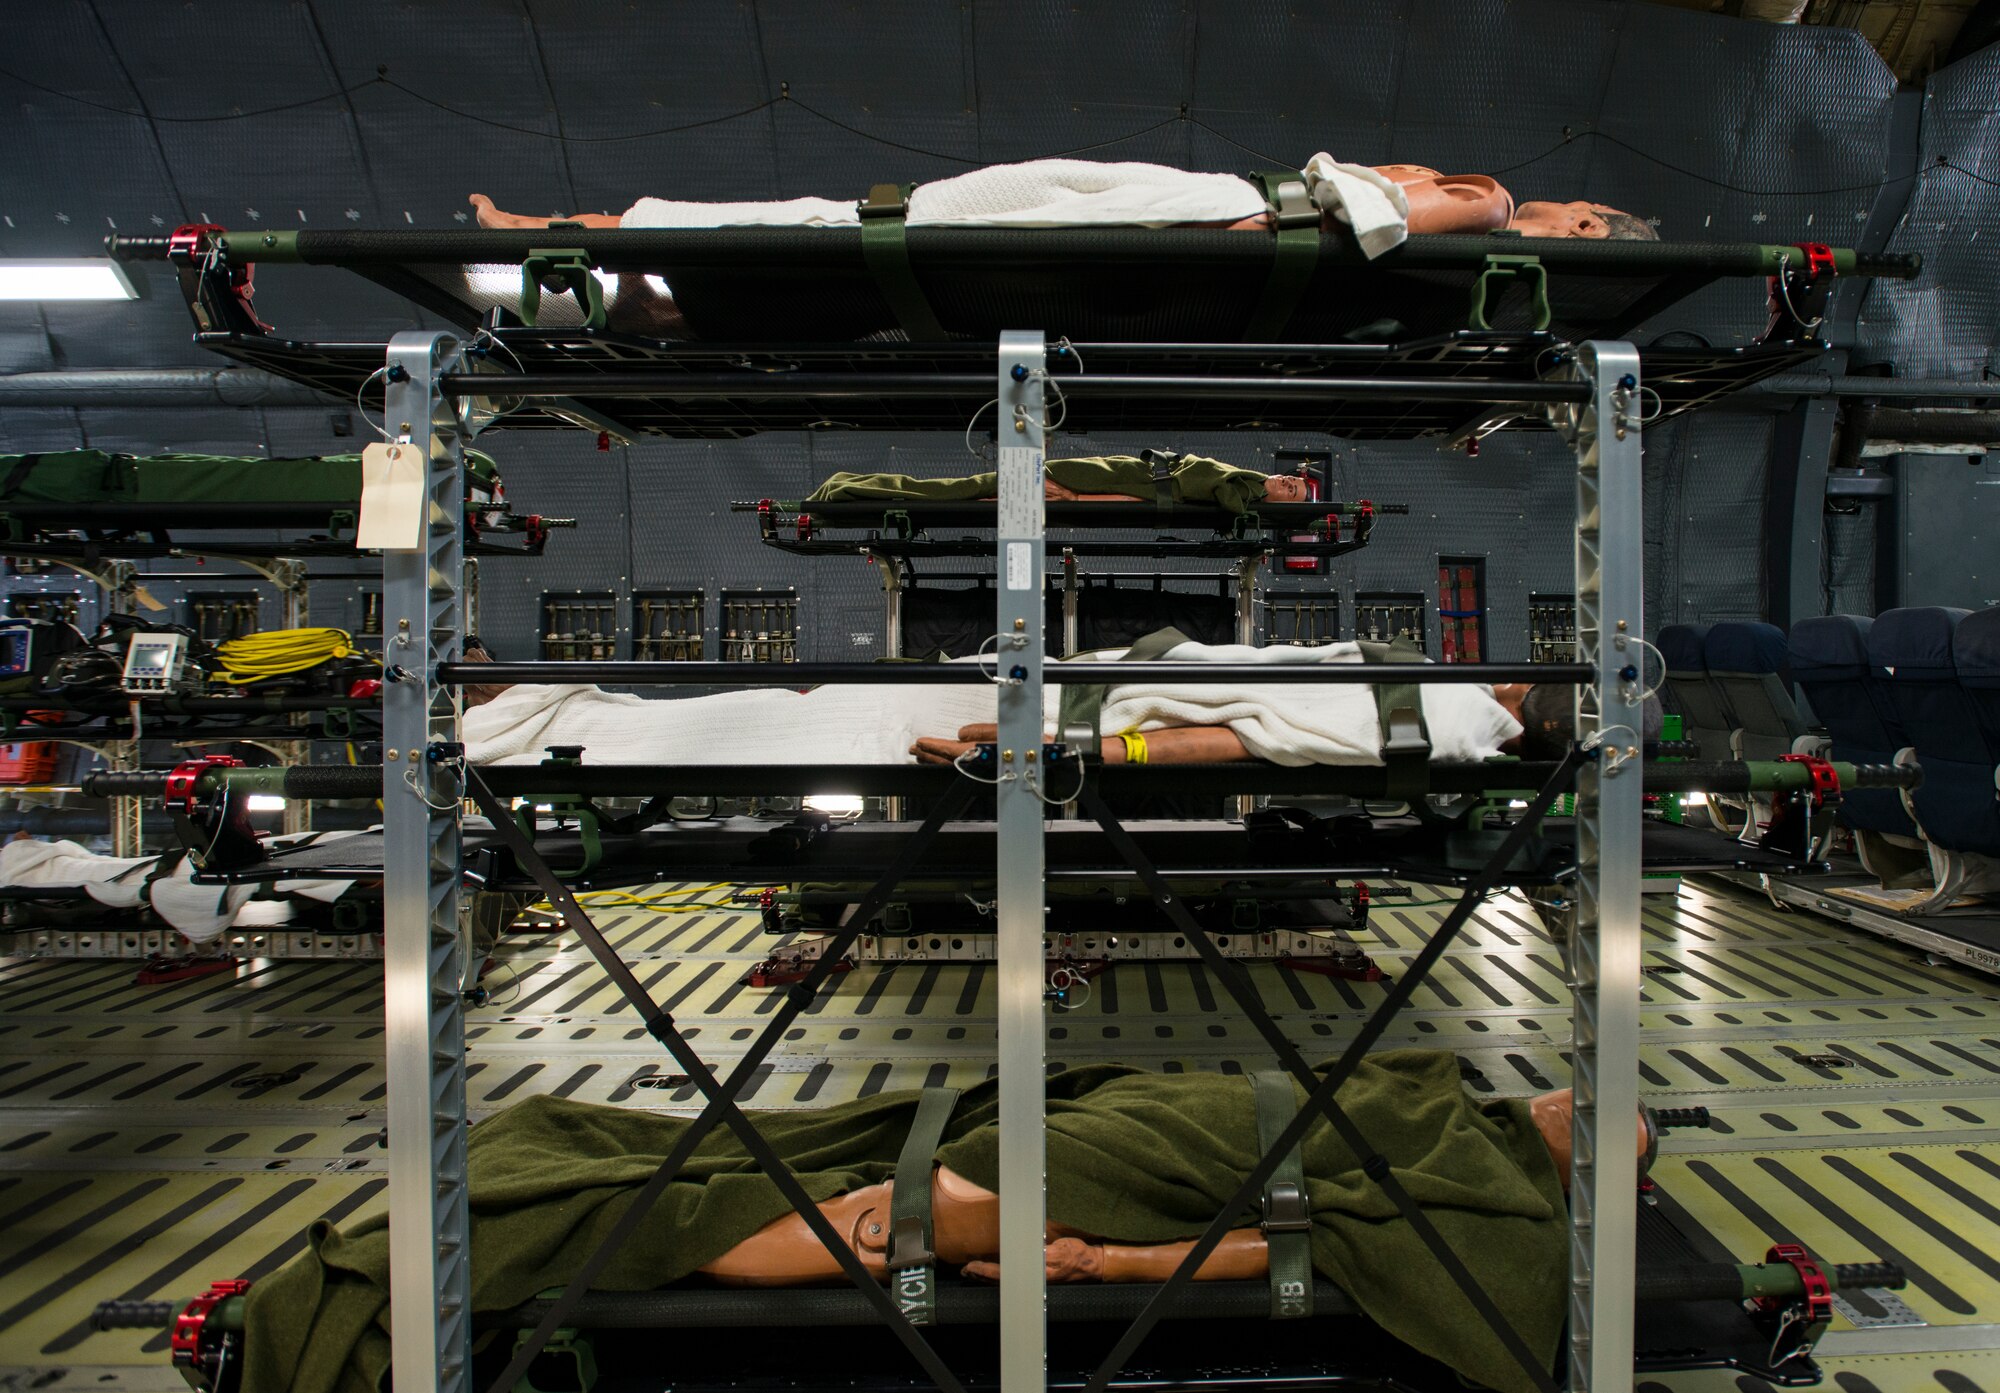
[109, 742, 143, 856]
[1235, 554, 1259, 820]
[995, 330, 1047, 1393]
[276, 557, 313, 837]
[882, 560, 904, 822]
[1061, 550, 1078, 657]
[463, 557, 481, 643]
[1562, 341, 1644, 1391]
[383, 330, 472, 1393]
[102, 561, 143, 857]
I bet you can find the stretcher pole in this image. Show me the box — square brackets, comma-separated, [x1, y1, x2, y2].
[994, 330, 1049, 1393]
[1564, 341, 1646, 1391]
[382, 330, 474, 1393]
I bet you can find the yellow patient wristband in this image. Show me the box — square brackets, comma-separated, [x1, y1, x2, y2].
[1118, 728, 1148, 764]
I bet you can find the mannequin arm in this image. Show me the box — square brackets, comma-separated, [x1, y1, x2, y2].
[911, 724, 1251, 766]
[961, 1230, 1271, 1284]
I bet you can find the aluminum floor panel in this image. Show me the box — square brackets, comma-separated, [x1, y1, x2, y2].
[3, 879, 1999, 1385]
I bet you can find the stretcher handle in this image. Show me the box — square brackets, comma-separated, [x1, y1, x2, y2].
[81, 766, 383, 801]
[1636, 1258, 1903, 1304]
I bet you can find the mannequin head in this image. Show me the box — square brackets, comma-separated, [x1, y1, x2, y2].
[1510, 201, 1658, 241]
[1261, 474, 1312, 503]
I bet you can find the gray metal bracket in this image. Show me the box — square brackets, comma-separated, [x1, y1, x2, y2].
[1552, 341, 1646, 1392]
[994, 330, 1048, 1393]
[382, 329, 473, 1393]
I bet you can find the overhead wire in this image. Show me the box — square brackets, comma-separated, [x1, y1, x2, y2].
[3, 59, 1991, 201]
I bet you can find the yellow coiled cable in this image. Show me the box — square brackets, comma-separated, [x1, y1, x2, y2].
[210, 627, 375, 684]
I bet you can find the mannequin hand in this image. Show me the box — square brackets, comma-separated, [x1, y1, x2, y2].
[961, 1237, 1106, 1284]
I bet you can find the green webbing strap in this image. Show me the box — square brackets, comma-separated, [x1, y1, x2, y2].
[858, 184, 949, 343]
[1358, 636, 1431, 803]
[1252, 1071, 1314, 1320]
[1241, 170, 1320, 342]
[1055, 626, 1192, 746]
[1, 454, 42, 500]
[887, 1085, 960, 1326]
[1141, 448, 1180, 516]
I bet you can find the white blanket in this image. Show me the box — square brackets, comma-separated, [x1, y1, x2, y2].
[465, 641, 1521, 769]
[0, 833, 359, 943]
[622, 155, 1408, 257]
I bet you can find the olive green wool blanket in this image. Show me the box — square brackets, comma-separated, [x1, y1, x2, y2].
[243, 1050, 1565, 1393]
[806, 454, 1273, 515]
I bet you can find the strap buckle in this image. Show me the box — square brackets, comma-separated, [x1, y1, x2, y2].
[887, 1214, 934, 1272]
[858, 183, 910, 219]
[1261, 1180, 1312, 1234]
[1381, 706, 1428, 757]
[1267, 177, 1318, 231]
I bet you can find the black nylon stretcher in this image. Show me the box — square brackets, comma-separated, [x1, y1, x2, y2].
[469, 771, 977, 1393]
[1074, 750, 1583, 1393]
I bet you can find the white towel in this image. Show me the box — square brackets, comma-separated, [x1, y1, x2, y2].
[0, 833, 363, 943]
[1301, 154, 1410, 259]
[622, 157, 1410, 258]
[465, 643, 1519, 769]
[464, 678, 1003, 766]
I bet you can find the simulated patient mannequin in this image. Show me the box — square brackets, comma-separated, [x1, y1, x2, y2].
[908, 681, 1542, 766]
[698, 1086, 1644, 1286]
[469, 168, 1654, 241]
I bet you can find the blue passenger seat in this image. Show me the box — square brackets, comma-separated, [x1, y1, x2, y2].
[1658, 623, 1736, 761]
[1787, 615, 1916, 840]
[1957, 606, 2000, 754]
[1703, 621, 1808, 760]
[1871, 607, 2000, 859]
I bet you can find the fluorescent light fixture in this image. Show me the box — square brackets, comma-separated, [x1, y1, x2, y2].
[246, 794, 287, 811]
[803, 794, 865, 816]
[0, 259, 139, 301]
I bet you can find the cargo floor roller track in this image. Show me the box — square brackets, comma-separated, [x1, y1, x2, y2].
[3, 876, 2000, 1390]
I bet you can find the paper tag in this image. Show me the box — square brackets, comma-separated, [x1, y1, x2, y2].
[996, 445, 1044, 538]
[1006, 541, 1034, 591]
[357, 442, 425, 552]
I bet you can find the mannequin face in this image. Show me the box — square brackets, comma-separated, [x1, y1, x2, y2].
[1511, 201, 1620, 239]
[1262, 475, 1311, 502]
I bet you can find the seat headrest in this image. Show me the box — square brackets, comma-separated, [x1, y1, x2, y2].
[1870, 606, 1970, 679]
[1788, 614, 1874, 675]
[1657, 623, 1710, 673]
[1954, 606, 2000, 687]
[1704, 621, 1788, 675]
